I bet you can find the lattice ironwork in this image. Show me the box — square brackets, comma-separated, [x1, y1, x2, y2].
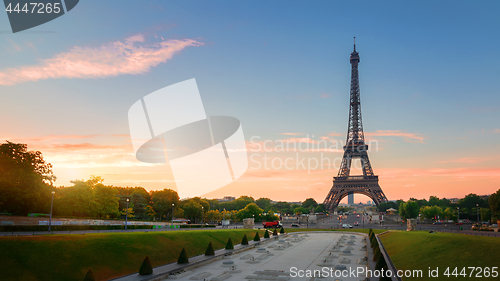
[323, 39, 388, 211]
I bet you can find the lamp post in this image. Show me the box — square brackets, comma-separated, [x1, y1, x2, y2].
[172, 203, 175, 222]
[476, 204, 480, 225]
[307, 214, 309, 228]
[125, 198, 129, 230]
[48, 191, 55, 232]
[201, 206, 204, 224]
[457, 207, 460, 230]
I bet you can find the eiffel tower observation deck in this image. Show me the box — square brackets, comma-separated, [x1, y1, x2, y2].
[323, 38, 388, 211]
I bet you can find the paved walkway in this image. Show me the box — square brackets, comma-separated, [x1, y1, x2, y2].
[113, 231, 370, 281]
[111, 237, 271, 281]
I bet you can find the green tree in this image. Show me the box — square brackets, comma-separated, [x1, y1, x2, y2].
[150, 189, 179, 221]
[0, 142, 56, 215]
[237, 203, 263, 221]
[183, 201, 203, 222]
[256, 198, 272, 210]
[205, 209, 222, 223]
[93, 184, 119, 218]
[302, 198, 318, 210]
[399, 201, 419, 220]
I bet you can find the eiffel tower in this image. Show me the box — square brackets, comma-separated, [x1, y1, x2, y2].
[323, 38, 388, 211]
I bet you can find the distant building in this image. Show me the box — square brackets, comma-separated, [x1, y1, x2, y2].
[348, 194, 354, 205]
[449, 198, 460, 203]
[480, 194, 490, 201]
[217, 196, 235, 202]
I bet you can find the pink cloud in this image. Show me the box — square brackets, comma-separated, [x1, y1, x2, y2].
[0, 34, 203, 85]
[279, 132, 304, 136]
[365, 130, 425, 143]
[320, 93, 330, 98]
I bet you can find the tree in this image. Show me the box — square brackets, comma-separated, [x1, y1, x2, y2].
[150, 189, 179, 221]
[302, 198, 318, 210]
[93, 184, 119, 218]
[139, 256, 153, 275]
[377, 202, 397, 213]
[399, 201, 419, 220]
[0, 142, 56, 215]
[256, 198, 272, 210]
[183, 201, 203, 222]
[237, 203, 263, 221]
[420, 205, 443, 220]
[205, 210, 222, 223]
[489, 189, 500, 221]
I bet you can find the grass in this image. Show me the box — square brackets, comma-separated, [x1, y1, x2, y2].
[380, 231, 500, 280]
[0, 229, 265, 281]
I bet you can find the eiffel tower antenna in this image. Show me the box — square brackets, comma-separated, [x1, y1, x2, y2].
[323, 41, 388, 211]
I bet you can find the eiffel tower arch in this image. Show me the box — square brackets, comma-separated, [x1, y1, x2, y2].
[323, 38, 388, 211]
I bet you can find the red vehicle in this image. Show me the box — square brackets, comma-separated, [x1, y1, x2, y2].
[263, 221, 283, 228]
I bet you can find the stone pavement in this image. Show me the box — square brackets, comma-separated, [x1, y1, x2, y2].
[113, 231, 371, 281]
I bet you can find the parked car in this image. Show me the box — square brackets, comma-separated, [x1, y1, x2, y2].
[432, 221, 442, 225]
[291, 223, 299, 227]
[455, 222, 463, 225]
[342, 224, 353, 228]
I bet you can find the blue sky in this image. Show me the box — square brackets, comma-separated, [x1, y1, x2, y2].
[1, 0, 499, 201]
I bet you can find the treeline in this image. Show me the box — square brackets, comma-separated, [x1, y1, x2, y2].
[379, 193, 500, 222]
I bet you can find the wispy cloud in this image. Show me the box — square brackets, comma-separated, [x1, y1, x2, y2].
[279, 133, 303, 136]
[0, 34, 203, 85]
[365, 130, 425, 143]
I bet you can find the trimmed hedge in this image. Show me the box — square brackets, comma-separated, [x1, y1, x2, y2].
[272, 228, 278, 236]
[373, 245, 381, 261]
[280, 227, 285, 234]
[205, 242, 215, 256]
[177, 248, 189, 264]
[264, 230, 270, 238]
[139, 256, 153, 275]
[253, 232, 260, 241]
[225, 238, 234, 250]
[83, 269, 95, 281]
[241, 234, 249, 245]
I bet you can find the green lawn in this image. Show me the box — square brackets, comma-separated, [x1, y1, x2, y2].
[0, 229, 264, 281]
[380, 231, 500, 280]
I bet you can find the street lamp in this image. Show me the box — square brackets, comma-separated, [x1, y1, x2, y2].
[48, 191, 55, 232]
[457, 207, 460, 228]
[125, 198, 129, 230]
[201, 206, 204, 224]
[476, 204, 480, 225]
[172, 203, 175, 222]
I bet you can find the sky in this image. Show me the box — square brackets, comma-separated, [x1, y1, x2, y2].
[1, 0, 499, 203]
